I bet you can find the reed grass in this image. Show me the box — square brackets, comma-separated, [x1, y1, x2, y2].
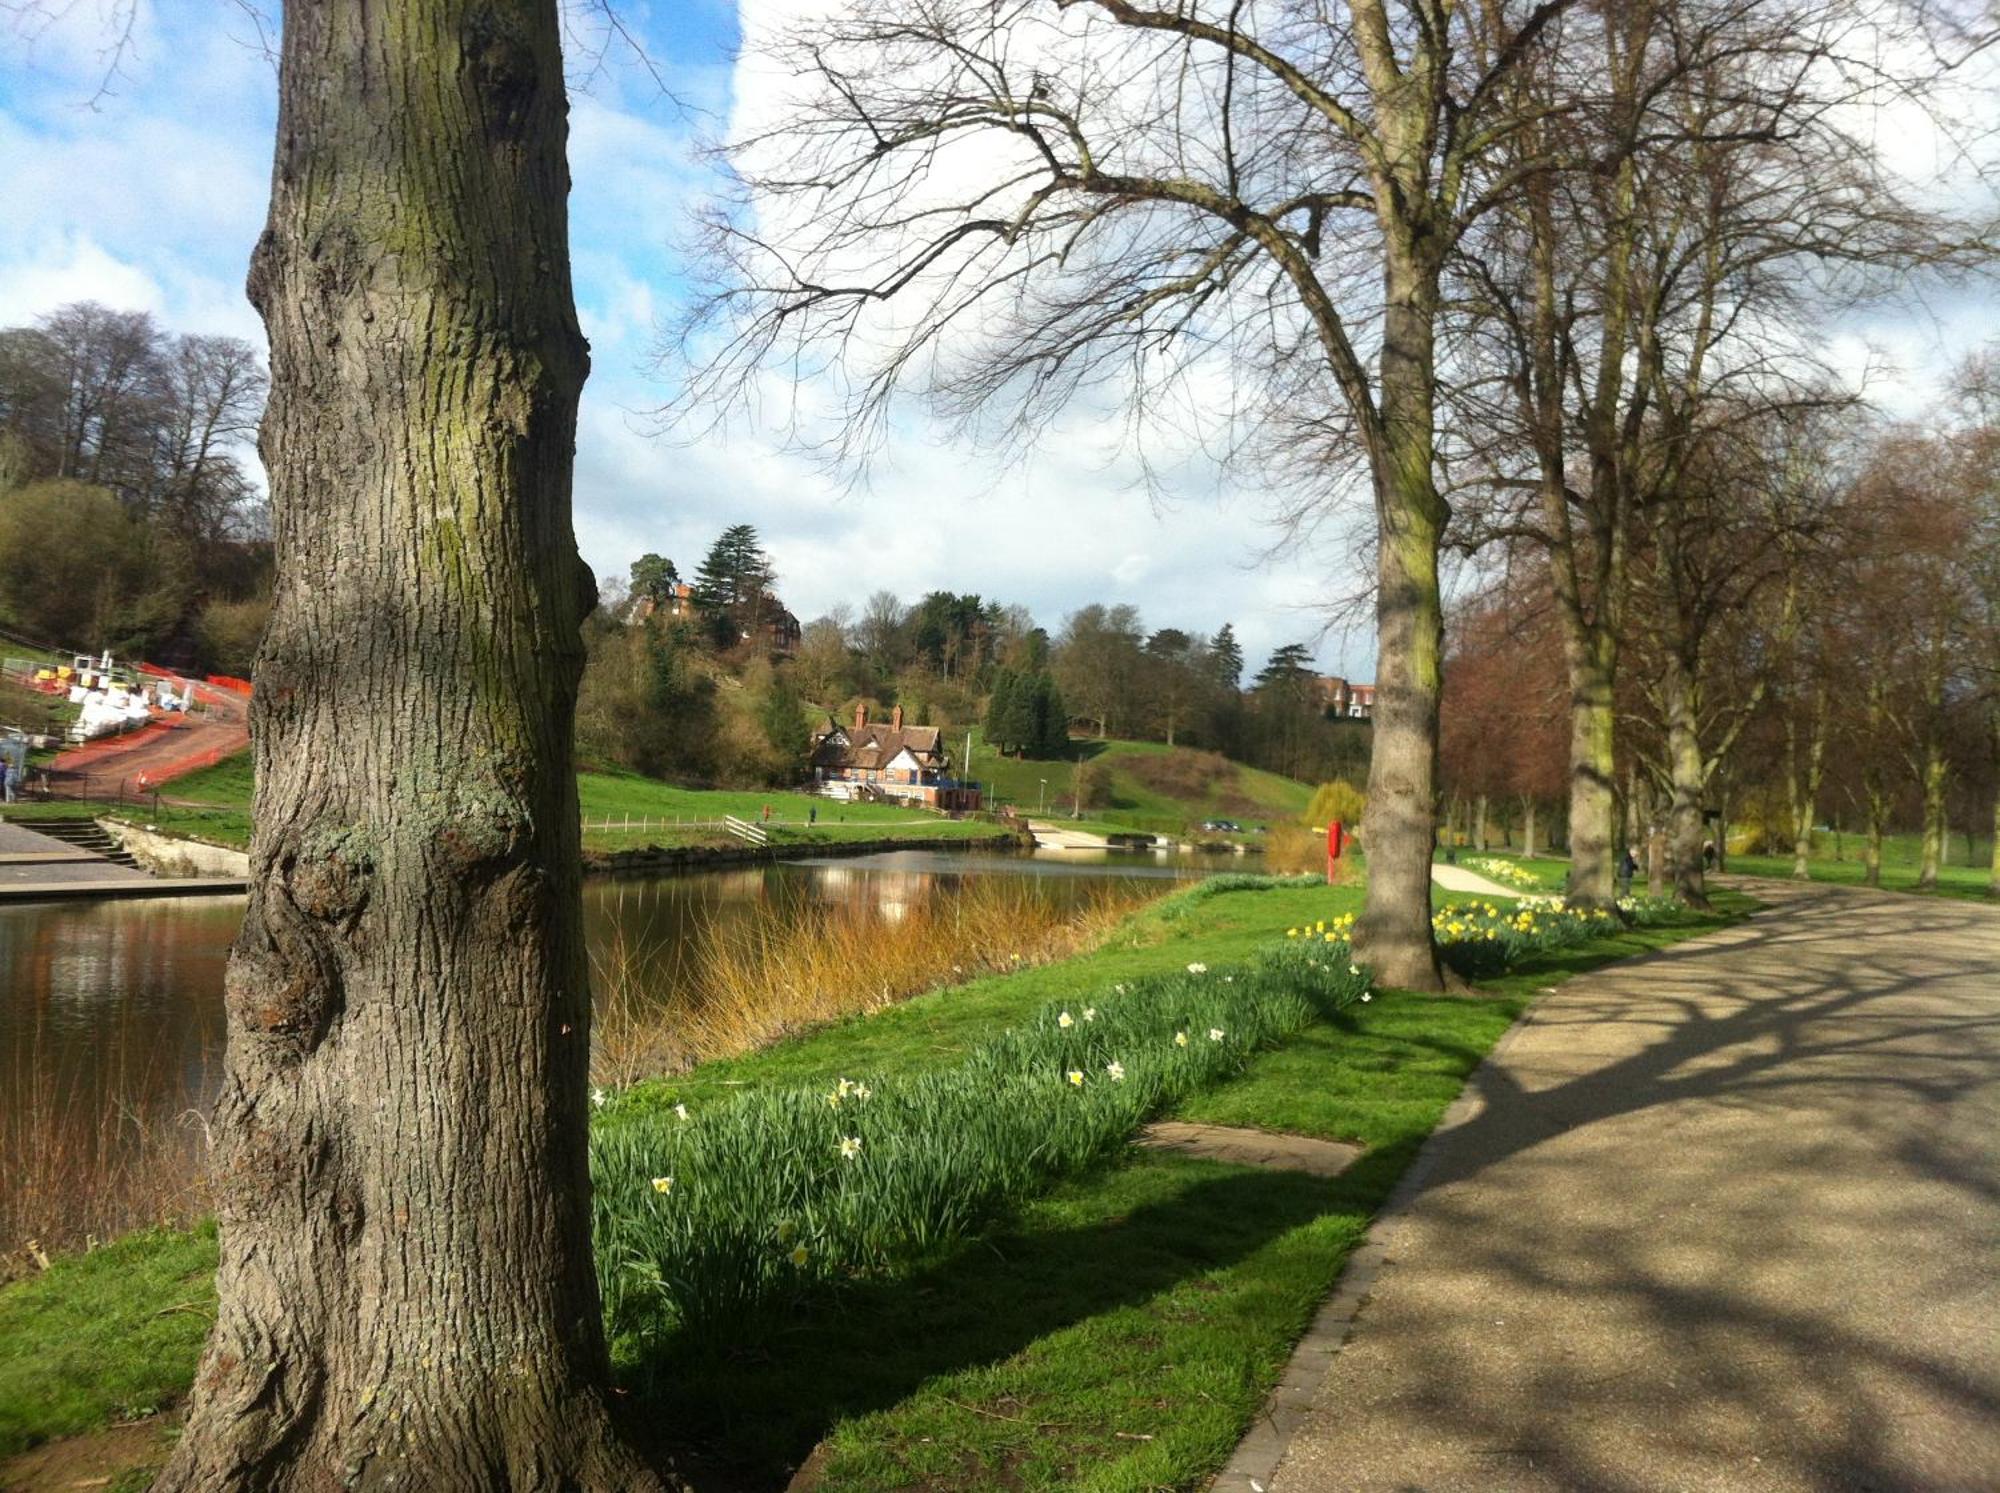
[1, 1050, 210, 1281]
[590, 875, 1158, 1086]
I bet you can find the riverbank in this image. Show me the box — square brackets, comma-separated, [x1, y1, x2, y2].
[0, 878, 1749, 1489]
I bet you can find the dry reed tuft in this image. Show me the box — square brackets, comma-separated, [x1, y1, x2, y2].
[1, 1046, 211, 1282]
[591, 875, 1159, 1083]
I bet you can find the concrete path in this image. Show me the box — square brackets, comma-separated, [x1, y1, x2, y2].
[1249, 881, 2000, 1493]
[1430, 863, 1520, 898]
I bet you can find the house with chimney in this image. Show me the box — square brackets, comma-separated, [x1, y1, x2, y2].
[809, 703, 982, 811]
[1312, 675, 1376, 719]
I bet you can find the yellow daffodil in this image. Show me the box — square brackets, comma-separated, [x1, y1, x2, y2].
[790, 1243, 809, 1267]
[651, 1176, 673, 1195]
[1174, 1031, 1189, 1048]
[1058, 1011, 1075, 1029]
[1067, 1069, 1085, 1086]
[838, 1135, 862, 1161]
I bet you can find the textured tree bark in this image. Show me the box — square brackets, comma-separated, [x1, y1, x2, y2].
[1662, 654, 1711, 909]
[1564, 636, 1619, 907]
[1989, 716, 2000, 898]
[1787, 689, 1827, 880]
[1358, 268, 1449, 992]
[1917, 740, 1948, 891]
[1521, 797, 1537, 860]
[156, 0, 663, 1487]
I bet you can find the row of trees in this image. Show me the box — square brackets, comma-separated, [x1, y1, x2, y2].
[1442, 362, 2000, 899]
[0, 301, 271, 673]
[680, 0, 1988, 987]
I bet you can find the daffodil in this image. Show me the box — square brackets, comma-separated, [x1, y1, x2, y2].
[1058, 1011, 1075, 1029]
[1349, 964, 1362, 976]
[776, 1219, 797, 1244]
[790, 1243, 809, 1267]
[674, 1102, 690, 1122]
[1208, 1028, 1225, 1042]
[1186, 962, 1208, 975]
[1174, 1031, 1189, 1048]
[853, 1083, 872, 1101]
[838, 1135, 862, 1161]
[1083, 1007, 1098, 1022]
[1067, 1069, 1085, 1086]
[590, 1087, 607, 1108]
[1105, 1061, 1126, 1081]
[651, 1176, 674, 1195]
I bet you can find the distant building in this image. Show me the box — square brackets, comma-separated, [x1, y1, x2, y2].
[810, 703, 981, 811]
[1313, 675, 1375, 719]
[631, 582, 800, 654]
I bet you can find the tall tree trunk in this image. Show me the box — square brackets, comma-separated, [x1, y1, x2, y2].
[1473, 793, 1487, 855]
[1917, 738, 1947, 891]
[1522, 796, 1537, 859]
[1357, 255, 1447, 992]
[1662, 654, 1711, 908]
[1563, 632, 1620, 907]
[1988, 718, 2000, 898]
[1786, 688, 1827, 880]
[1713, 779, 1731, 872]
[158, 2, 660, 1487]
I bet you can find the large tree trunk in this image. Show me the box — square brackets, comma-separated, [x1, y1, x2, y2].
[158, 2, 661, 1487]
[1563, 633, 1619, 906]
[1989, 716, 2000, 898]
[1522, 796, 1538, 860]
[1662, 654, 1711, 908]
[1473, 793, 1488, 855]
[1786, 688, 1827, 880]
[1357, 262, 1448, 992]
[1917, 737, 1947, 891]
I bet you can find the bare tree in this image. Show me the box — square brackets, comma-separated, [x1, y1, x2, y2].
[156, 0, 662, 1485]
[673, 0, 1675, 988]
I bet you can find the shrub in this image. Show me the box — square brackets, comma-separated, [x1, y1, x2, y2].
[1302, 778, 1366, 830]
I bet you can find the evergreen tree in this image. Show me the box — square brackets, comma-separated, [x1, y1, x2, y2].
[1210, 623, 1244, 689]
[1031, 673, 1071, 758]
[984, 668, 1018, 752]
[1254, 642, 1315, 695]
[1001, 671, 1042, 757]
[692, 524, 776, 614]
[758, 671, 810, 779]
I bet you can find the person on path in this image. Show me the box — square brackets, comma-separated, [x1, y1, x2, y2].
[1618, 845, 1637, 897]
[808, 805, 817, 825]
[1, 762, 13, 803]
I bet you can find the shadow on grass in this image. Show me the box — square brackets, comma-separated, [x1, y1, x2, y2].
[615, 1159, 1350, 1489]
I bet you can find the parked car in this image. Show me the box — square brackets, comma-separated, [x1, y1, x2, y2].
[1199, 818, 1245, 833]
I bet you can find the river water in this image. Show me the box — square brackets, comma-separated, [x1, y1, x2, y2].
[0, 846, 1240, 1145]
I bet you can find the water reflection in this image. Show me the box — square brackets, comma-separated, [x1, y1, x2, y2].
[2, 846, 1246, 1139]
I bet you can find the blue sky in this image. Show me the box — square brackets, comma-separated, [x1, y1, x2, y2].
[2, 2, 1989, 682]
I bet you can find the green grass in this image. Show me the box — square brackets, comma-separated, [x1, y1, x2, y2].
[0, 1225, 218, 1454]
[968, 733, 1314, 834]
[1727, 831, 1995, 903]
[0, 876, 1744, 1486]
[1, 758, 1016, 856]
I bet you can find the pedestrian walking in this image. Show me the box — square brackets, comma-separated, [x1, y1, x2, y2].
[1618, 845, 1637, 897]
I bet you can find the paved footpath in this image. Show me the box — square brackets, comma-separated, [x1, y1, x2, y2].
[1258, 881, 2000, 1493]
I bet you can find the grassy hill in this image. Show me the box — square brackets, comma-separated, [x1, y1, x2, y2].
[966, 732, 1314, 834]
[1, 753, 1008, 854]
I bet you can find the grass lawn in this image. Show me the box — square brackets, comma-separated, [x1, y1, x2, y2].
[0, 875, 1748, 1490]
[967, 732, 1317, 834]
[1, 758, 1016, 856]
[1726, 833, 1995, 903]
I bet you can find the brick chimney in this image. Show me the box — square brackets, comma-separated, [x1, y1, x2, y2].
[854, 701, 869, 730]
[891, 703, 905, 731]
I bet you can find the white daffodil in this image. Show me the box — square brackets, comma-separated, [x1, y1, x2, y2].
[1106, 1061, 1126, 1081]
[590, 1087, 607, 1108]
[1208, 1028, 1225, 1042]
[1058, 1011, 1075, 1029]
[853, 1083, 872, 1101]
[1349, 964, 1362, 976]
[838, 1135, 862, 1161]
[1174, 1031, 1190, 1048]
[1360, 992, 1373, 1003]
[674, 1103, 690, 1122]
[1186, 962, 1209, 975]
[1082, 1007, 1098, 1022]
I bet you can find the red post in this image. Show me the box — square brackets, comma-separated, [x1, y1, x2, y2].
[1327, 819, 1346, 883]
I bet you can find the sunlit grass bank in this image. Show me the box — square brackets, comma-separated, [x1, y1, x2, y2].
[0, 876, 1745, 1488]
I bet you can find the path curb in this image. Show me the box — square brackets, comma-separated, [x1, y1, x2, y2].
[1204, 986, 1564, 1493]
